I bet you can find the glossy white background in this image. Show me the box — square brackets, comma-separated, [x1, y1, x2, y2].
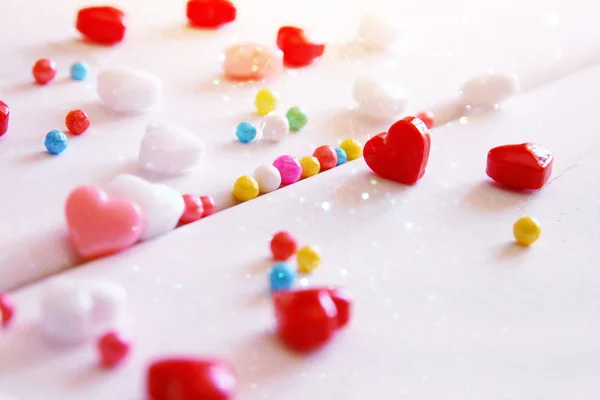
[1, 0, 600, 398]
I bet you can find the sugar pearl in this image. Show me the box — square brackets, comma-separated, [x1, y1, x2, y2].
[253, 164, 282, 193]
[297, 245, 321, 274]
[71, 61, 89, 81]
[32, 58, 57, 85]
[269, 262, 296, 291]
[313, 145, 338, 171]
[233, 175, 259, 202]
[255, 89, 279, 116]
[179, 194, 204, 225]
[260, 113, 289, 141]
[0, 100, 9, 137]
[235, 121, 257, 143]
[286, 106, 308, 131]
[300, 156, 320, 178]
[273, 155, 302, 185]
[200, 195, 216, 217]
[65, 109, 90, 135]
[335, 147, 347, 166]
[339, 138, 362, 160]
[270, 231, 298, 261]
[44, 130, 68, 155]
[513, 216, 541, 246]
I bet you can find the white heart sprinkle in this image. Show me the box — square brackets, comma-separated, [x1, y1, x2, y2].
[353, 77, 409, 120]
[356, 11, 402, 51]
[107, 174, 184, 241]
[460, 73, 520, 108]
[253, 164, 282, 193]
[97, 68, 162, 113]
[260, 113, 289, 142]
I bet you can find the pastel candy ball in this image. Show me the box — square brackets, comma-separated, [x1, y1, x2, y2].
[286, 106, 308, 131]
[513, 216, 541, 246]
[233, 175, 259, 202]
[313, 145, 338, 171]
[300, 156, 320, 178]
[255, 89, 279, 116]
[253, 164, 282, 193]
[339, 138, 362, 160]
[71, 61, 89, 81]
[273, 155, 302, 186]
[269, 262, 296, 291]
[44, 130, 68, 155]
[297, 245, 321, 274]
[235, 121, 257, 143]
[260, 113, 289, 141]
[335, 147, 347, 166]
[222, 43, 283, 81]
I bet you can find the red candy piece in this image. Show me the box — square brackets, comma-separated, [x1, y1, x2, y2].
[313, 145, 338, 172]
[0, 100, 8, 137]
[200, 195, 216, 217]
[0, 293, 15, 328]
[276, 26, 325, 67]
[486, 143, 553, 190]
[415, 111, 434, 129]
[364, 116, 431, 185]
[32, 59, 57, 85]
[179, 194, 205, 225]
[65, 109, 90, 135]
[76, 6, 126, 45]
[273, 287, 352, 353]
[147, 358, 237, 400]
[187, 0, 237, 28]
[270, 230, 298, 260]
[97, 331, 131, 368]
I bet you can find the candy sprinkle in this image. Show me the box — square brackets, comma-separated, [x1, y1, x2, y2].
[513, 216, 541, 246]
[269, 262, 296, 291]
[70, 61, 90, 81]
[44, 130, 68, 155]
[297, 245, 321, 274]
[235, 121, 257, 143]
[270, 231, 298, 261]
[286, 106, 308, 131]
[300, 156, 320, 178]
[32, 58, 57, 85]
[255, 88, 279, 116]
[339, 138, 362, 161]
[233, 175, 259, 202]
[65, 110, 90, 135]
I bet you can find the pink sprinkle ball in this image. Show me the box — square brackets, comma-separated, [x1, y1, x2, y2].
[32, 58, 57, 85]
[273, 155, 302, 186]
[200, 195, 216, 217]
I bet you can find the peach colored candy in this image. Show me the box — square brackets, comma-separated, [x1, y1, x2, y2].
[222, 43, 283, 81]
[65, 185, 144, 260]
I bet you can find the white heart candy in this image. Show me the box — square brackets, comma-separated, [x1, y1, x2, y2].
[139, 121, 205, 175]
[107, 174, 184, 241]
[460, 73, 520, 109]
[97, 68, 162, 113]
[356, 11, 402, 51]
[41, 279, 126, 344]
[353, 76, 409, 120]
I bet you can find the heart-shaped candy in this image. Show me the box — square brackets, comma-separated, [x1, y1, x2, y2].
[65, 185, 143, 259]
[147, 358, 237, 400]
[486, 143, 553, 190]
[356, 10, 402, 51]
[139, 121, 205, 175]
[276, 26, 325, 67]
[222, 43, 283, 81]
[97, 68, 162, 113]
[460, 72, 519, 109]
[273, 287, 352, 353]
[364, 116, 431, 185]
[0, 100, 9, 137]
[76, 6, 126, 45]
[107, 174, 184, 241]
[97, 331, 131, 368]
[353, 77, 409, 120]
[187, 0, 236, 28]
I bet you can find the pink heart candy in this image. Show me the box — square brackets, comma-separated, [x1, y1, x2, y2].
[65, 185, 144, 260]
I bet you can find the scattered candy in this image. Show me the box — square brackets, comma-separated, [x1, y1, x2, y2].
[272, 155, 302, 185]
[255, 88, 279, 116]
[0, 293, 15, 328]
[97, 68, 162, 113]
[41, 279, 126, 344]
[513, 216, 542, 246]
[0, 100, 9, 137]
[335, 147, 347, 166]
[76, 6, 126, 45]
[32, 58, 57, 85]
[187, 0, 237, 28]
[269, 262, 296, 291]
[179, 194, 205, 225]
[147, 358, 237, 400]
[222, 43, 283, 81]
[353, 76, 409, 120]
[65, 185, 143, 260]
[44, 130, 68, 155]
[65, 109, 90, 135]
[235, 121, 257, 143]
[356, 10, 402, 51]
[286, 106, 308, 131]
[139, 121, 205, 175]
[253, 164, 282, 193]
[313, 145, 338, 172]
[486, 143, 553, 190]
[97, 331, 131, 368]
[107, 174, 185, 241]
[300, 155, 320, 178]
[276, 26, 325, 67]
[460, 72, 520, 108]
[270, 231, 298, 261]
[364, 117, 431, 185]
[260, 113, 289, 141]
[296, 245, 321, 274]
[415, 111, 435, 129]
[339, 138, 362, 161]
[200, 195, 216, 217]
[70, 61, 89, 81]
[272, 287, 352, 352]
[233, 175, 259, 202]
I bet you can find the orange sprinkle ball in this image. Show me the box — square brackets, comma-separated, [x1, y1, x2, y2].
[65, 109, 90, 135]
[312, 145, 338, 171]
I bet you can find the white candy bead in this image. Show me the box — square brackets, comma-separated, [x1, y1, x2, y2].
[107, 174, 184, 241]
[260, 113, 289, 142]
[253, 164, 282, 193]
[97, 68, 162, 113]
[460, 73, 520, 109]
[139, 121, 205, 175]
[356, 10, 402, 51]
[353, 76, 409, 120]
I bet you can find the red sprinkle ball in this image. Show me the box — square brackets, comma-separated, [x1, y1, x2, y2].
[313, 145, 338, 172]
[32, 58, 57, 85]
[65, 109, 90, 135]
[0, 100, 9, 137]
[0, 292, 15, 328]
[97, 330, 131, 369]
[270, 230, 298, 261]
[200, 195, 216, 217]
[76, 6, 126, 45]
[179, 194, 205, 226]
[187, 0, 237, 28]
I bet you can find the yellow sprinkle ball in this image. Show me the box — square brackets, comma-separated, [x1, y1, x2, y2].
[297, 245, 321, 274]
[300, 156, 320, 178]
[513, 216, 541, 246]
[233, 175, 259, 202]
[340, 138, 362, 161]
[255, 89, 279, 116]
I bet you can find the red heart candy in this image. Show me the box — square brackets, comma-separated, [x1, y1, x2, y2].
[272, 287, 352, 353]
[97, 331, 131, 369]
[65, 185, 144, 260]
[187, 0, 237, 28]
[486, 143, 553, 190]
[147, 358, 237, 400]
[0, 292, 15, 328]
[364, 116, 432, 185]
[76, 6, 126, 45]
[276, 26, 325, 67]
[0, 100, 8, 137]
